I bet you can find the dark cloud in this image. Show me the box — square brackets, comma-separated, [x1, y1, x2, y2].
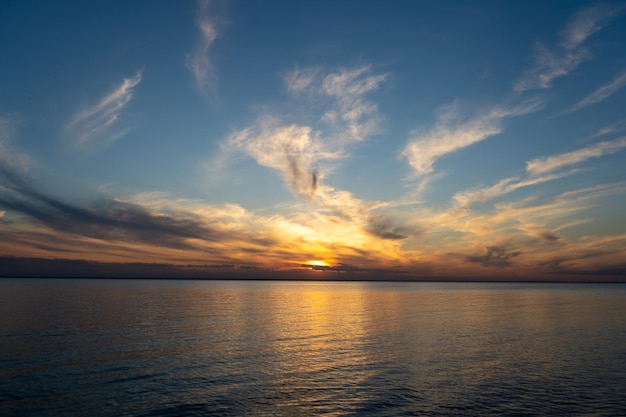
[464, 245, 522, 267]
[0, 165, 255, 250]
[311, 170, 318, 191]
[298, 262, 408, 275]
[539, 231, 560, 242]
[285, 151, 318, 200]
[539, 256, 626, 280]
[540, 250, 622, 274]
[539, 257, 566, 271]
[364, 214, 413, 240]
[301, 263, 358, 272]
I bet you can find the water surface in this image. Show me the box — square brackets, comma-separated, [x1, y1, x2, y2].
[1, 279, 625, 416]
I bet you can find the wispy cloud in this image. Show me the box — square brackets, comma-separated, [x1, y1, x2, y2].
[520, 224, 561, 243]
[401, 100, 541, 177]
[227, 118, 331, 200]
[0, 113, 31, 172]
[565, 70, 626, 114]
[226, 65, 387, 200]
[514, 45, 590, 92]
[186, 0, 219, 95]
[560, 4, 624, 50]
[514, 4, 624, 92]
[285, 65, 387, 142]
[284, 67, 319, 93]
[321, 65, 388, 143]
[589, 120, 626, 139]
[526, 137, 626, 175]
[453, 170, 577, 208]
[65, 71, 142, 151]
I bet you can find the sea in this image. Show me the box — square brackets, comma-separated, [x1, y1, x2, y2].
[1, 278, 625, 416]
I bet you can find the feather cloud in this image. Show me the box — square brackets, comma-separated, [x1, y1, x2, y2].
[65, 71, 142, 151]
[402, 100, 541, 178]
[526, 137, 626, 175]
[227, 65, 387, 200]
[514, 4, 624, 92]
[566, 70, 626, 114]
[186, 0, 219, 95]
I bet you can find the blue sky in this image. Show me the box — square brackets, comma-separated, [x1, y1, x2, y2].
[1, 0, 626, 280]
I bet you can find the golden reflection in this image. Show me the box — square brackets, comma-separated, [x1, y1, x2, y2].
[264, 284, 372, 385]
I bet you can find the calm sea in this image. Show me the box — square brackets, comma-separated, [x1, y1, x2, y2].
[1, 279, 625, 416]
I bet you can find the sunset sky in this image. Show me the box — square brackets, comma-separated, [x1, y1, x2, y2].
[1, 1, 626, 280]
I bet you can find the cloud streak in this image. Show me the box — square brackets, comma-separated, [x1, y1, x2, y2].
[453, 170, 576, 208]
[0, 114, 31, 172]
[526, 137, 626, 175]
[560, 4, 623, 50]
[320, 65, 387, 143]
[65, 71, 142, 150]
[566, 70, 626, 114]
[514, 4, 623, 92]
[186, 0, 218, 95]
[402, 100, 541, 177]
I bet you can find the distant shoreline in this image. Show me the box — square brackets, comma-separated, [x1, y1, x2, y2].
[2, 275, 625, 284]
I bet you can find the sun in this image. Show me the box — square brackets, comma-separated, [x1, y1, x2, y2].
[305, 260, 330, 267]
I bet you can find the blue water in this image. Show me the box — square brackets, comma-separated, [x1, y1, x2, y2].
[1, 279, 625, 416]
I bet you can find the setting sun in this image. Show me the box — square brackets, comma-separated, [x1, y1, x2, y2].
[305, 260, 331, 267]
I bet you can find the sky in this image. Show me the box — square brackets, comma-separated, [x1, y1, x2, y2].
[1, 0, 626, 281]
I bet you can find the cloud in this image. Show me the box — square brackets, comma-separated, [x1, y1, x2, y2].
[65, 71, 142, 150]
[526, 137, 626, 175]
[321, 65, 388, 142]
[0, 155, 411, 272]
[0, 163, 283, 258]
[514, 4, 624, 92]
[464, 243, 522, 268]
[298, 261, 408, 275]
[284, 67, 319, 93]
[0, 114, 31, 172]
[284, 64, 387, 142]
[0, 165, 220, 249]
[411, 177, 626, 277]
[560, 4, 624, 50]
[364, 214, 412, 240]
[453, 170, 576, 208]
[227, 119, 331, 200]
[538, 232, 626, 276]
[514, 45, 590, 92]
[226, 65, 387, 200]
[588, 120, 626, 139]
[186, 0, 219, 95]
[565, 70, 626, 113]
[401, 100, 541, 177]
[520, 225, 561, 242]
